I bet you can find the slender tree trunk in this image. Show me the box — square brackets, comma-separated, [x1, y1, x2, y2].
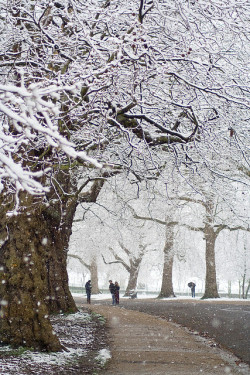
[242, 273, 246, 299]
[228, 280, 232, 298]
[202, 224, 219, 299]
[158, 225, 175, 298]
[245, 280, 250, 299]
[241, 251, 247, 299]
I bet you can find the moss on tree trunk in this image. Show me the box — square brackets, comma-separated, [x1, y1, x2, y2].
[0, 170, 105, 351]
[0, 199, 62, 351]
[0, 187, 78, 351]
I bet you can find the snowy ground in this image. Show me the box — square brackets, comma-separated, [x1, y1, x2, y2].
[74, 292, 250, 303]
[0, 294, 248, 375]
[0, 310, 110, 375]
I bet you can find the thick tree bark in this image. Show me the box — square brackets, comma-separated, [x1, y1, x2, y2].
[41, 181, 79, 314]
[0, 195, 63, 351]
[0, 173, 106, 351]
[202, 224, 220, 299]
[89, 257, 100, 294]
[158, 225, 175, 298]
[124, 260, 141, 296]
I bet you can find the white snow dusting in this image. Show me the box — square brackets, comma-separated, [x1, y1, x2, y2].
[95, 348, 111, 366]
[0, 311, 108, 374]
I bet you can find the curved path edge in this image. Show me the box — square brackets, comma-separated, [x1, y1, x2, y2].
[79, 302, 250, 375]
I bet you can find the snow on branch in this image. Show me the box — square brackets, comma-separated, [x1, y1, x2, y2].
[1, 0, 249, 197]
[68, 253, 90, 269]
[102, 253, 130, 272]
[0, 81, 102, 196]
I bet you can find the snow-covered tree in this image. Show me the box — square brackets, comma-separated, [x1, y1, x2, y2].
[103, 241, 149, 296]
[128, 201, 177, 298]
[68, 253, 100, 294]
[1, 0, 249, 195]
[0, 0, 249, 351]
[175, 182, 249, 299]
[216, 229, 250, 298]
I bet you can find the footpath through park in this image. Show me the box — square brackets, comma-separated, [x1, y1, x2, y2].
[81, 302, 249, 375]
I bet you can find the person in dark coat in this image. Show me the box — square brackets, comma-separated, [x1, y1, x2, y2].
[114, 281, 120, 305]
[188, 282, 196, 298]
[85, 280, 92, 304]
[109, 280, 116, 305]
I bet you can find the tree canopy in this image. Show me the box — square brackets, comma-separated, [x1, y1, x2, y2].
[0, 0, 249, 351]
[1, 0, 249, 202]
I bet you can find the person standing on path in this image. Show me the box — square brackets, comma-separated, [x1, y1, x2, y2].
[188, 281, 196, 297]
[109, 280, 116, 305]
[85, 280, 92, 304]
[191, 282, 196, 297]
[114, 281, 120, 305]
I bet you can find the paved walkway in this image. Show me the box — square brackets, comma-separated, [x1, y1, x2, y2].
[82, 303, 249, 375]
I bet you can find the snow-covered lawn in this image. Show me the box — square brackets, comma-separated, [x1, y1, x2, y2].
[0, 311, 110, 375]
[73, 292, 250, 303]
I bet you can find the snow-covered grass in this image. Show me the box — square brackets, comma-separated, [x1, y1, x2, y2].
[72, 292, 159, 299]
[72, 292, 250, 303]
[22, 347, 85, 366]
[95, 348, 111, 367]
[160, 296, 250, 302]
[0, 311, 108, 375]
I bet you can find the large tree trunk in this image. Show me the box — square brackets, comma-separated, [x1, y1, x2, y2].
[0, 181, 77, 351]
[158, 225, 175, 298]
[0, 195, 63, 351]
[41, 194, 79, 314]
[89, 257, 100, 294]
[0, 174, 105, 351]
[202, 224, 220, 299]
[124, 261, 141, 296]
[67, 254, 100, 294]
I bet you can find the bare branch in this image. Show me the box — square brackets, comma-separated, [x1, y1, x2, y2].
[127, 204, 177, 226]
[123, 113, 194, 142]
[68, 253, 90, 269]
[214, 224, 250, 236]
[102, 253, 130, 272]
[118, 241, 131, 257]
